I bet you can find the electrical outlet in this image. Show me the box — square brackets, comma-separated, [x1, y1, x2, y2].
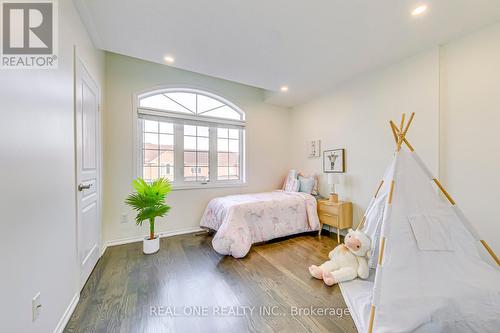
[32, 292, 41, 322]
[121, 213, 128, 224]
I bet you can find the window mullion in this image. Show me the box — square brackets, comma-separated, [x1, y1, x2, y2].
[209, 126, 217, 183]
[137, 119, 144, 179]
[174, 122, 184, 184]
[240, 129, 245, 182]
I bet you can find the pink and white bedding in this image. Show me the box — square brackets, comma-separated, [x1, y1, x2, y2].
[200, 190, 320, 258]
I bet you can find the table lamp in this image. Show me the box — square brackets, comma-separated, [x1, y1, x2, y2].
[327, 173, 340, 203]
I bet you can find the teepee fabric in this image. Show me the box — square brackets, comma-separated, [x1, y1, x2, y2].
[369, 150, 500, 332]
[362, 158, 395, 269]
[340, 114, 500, 333]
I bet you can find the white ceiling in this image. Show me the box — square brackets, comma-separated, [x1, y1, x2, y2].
[76, 0, 500, 107]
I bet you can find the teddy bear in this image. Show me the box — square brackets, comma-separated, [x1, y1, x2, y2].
[309, 229, 371, 286]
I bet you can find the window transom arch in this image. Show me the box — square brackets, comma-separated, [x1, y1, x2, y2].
[139, 88, 245, 122]
[136, 88, 246, 188]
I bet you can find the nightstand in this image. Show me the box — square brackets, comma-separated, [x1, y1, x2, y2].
[317, 199, 353, 243]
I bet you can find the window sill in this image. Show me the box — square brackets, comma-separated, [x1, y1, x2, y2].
[172, 182, 248, 191]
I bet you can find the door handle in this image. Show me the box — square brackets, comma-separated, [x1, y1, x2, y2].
[78, 183, 92, 191]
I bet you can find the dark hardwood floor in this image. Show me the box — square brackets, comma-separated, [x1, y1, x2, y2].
[65, 232, 357, 333]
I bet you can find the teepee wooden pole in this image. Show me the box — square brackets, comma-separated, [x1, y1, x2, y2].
[390, 120, 399, 132]
[390, 121, 399, 143]
[356, 179, 385, 231]
[394, 112, 416, 151]
[356, 216, 367, 231]
[390, 121, 398, 135]
[368, 184, 392, 333]
[431, 167, 500, 266]
[374, 180, 384, 198]
[435, 180, 500, 265]
[377, 180, 392, 265]
[378, 237, 387, 265]
[480, 240, 500, 266]
[432, 179, 456, 205]
[396, 114, 406, 151]
[390, 121, 401, 142]
[388, 180, 395, 204]
[368, 305, 376, 333]
[367, 152, 398, 333]
[403, 137, 415, 151]
[402, 112, 415, 135]
[390, 121, 415, 151]
[397, 137, 405, 151]
[399, 112, 415, 151]
[369, 233, 388, 332]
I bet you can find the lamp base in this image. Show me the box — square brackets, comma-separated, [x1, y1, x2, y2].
[329, 193, 339, 203]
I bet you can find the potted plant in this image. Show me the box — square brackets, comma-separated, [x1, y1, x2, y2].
[125, 178, 172, 254]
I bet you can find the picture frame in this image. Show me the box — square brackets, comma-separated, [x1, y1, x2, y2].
[323, 149, 345, 173]
[307, 139, 321, 158]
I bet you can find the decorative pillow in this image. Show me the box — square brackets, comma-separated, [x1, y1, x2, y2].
[298, 176, 316, 194]
[283, 170, 300, 192]
[297, 173, 319, 195]
[284, 178, 300, 192]
[311, 174, 319, 195]
[287, 169, 298, 179]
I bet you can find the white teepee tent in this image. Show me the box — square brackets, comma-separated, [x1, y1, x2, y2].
[339, 113, 500, 333]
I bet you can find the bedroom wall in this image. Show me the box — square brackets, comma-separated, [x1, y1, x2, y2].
[102, 52, 291, 244]
[0, 1, 105, 332]
[290, 21, 500, 255]
[440, 22, 500, 256]
[289, 49, 440, 228]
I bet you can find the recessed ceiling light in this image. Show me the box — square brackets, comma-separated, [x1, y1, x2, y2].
[411, 5, 428, 16]
[280, 86, 289, 92]
[164, 56, 175, 63]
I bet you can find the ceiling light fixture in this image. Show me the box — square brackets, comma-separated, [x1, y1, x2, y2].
[164, 56, 175, 63]
[280, 86, 289, 92]
[411, 4, 428, 16]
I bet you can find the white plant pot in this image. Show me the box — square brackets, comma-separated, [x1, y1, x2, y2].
[143, 236, 160, 254]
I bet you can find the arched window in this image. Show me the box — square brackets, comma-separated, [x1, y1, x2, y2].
[137, 88, 246, 188]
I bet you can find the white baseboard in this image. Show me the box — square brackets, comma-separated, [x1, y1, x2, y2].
[103, 227, 206, 250]
[53, 292, 79, 333]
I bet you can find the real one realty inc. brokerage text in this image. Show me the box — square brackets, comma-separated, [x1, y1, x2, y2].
[150, 305, 350, 318]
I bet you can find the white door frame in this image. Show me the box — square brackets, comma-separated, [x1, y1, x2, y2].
[74, 48, 103, 289]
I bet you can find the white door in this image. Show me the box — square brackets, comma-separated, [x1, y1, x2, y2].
[75, 58, 101, 289]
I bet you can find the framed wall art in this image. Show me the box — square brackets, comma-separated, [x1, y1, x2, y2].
[308, 140, 321, 158]
[323, 149, 345, 173]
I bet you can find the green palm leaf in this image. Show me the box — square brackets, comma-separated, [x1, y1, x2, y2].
[125, 177, 172, 239]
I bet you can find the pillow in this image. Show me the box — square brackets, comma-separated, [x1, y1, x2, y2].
[284, 178, 300, 192]
[297, 173, 319, 195]
[283, 169, 300, 192]
[298, 176, 315, 194]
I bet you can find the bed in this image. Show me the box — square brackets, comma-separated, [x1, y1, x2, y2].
[200, 190, 320, 258]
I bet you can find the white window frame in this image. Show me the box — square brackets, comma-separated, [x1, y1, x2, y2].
[134, 88, 246, 190]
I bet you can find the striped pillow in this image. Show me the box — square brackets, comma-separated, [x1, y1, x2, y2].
[284, 177, 300, 192]
[283, 170, 300, 192]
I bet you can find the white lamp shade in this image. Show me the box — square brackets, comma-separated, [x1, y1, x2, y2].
[327, 173, 340, 185]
